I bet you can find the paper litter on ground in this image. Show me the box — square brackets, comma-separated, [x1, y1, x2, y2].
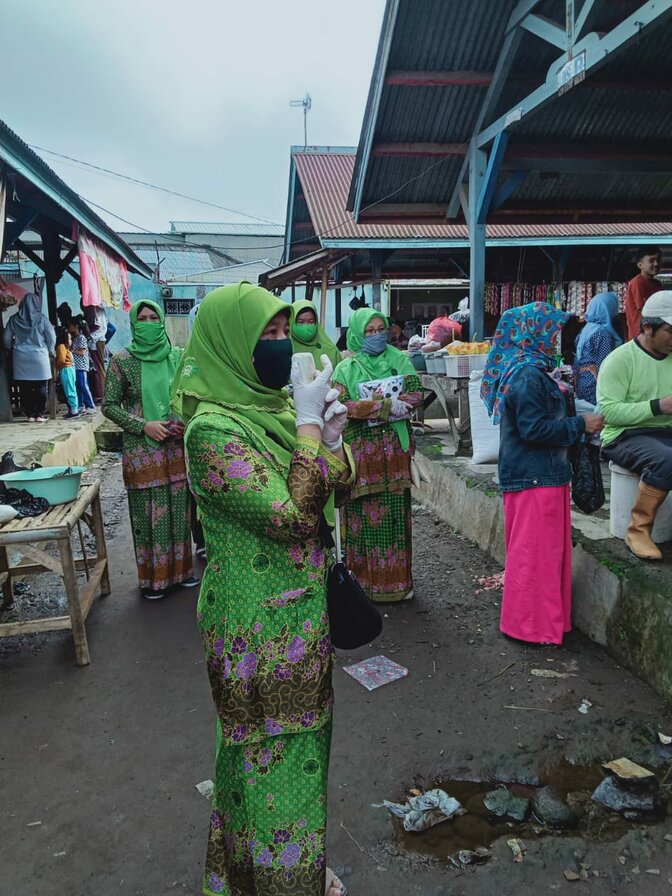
[473, 572, 505, 594]
[375, 788, 463, 832]
[531, 668, 573, 679]
[195, 779, 214, 799]
[343, 655, 408, 691]
[602, 758, 654, 781]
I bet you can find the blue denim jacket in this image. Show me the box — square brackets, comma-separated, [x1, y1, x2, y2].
[498, 366, 585, 493]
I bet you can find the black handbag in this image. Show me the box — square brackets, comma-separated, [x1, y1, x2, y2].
[571, 439, 605, 515]
[322, 509, 383, 650]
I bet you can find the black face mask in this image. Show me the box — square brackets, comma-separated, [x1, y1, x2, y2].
[253, 338, 293, 390]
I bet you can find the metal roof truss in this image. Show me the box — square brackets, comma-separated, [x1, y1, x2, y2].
[449, 0, 672, 224]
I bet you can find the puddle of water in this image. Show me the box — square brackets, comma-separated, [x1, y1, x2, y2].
[393, 762, 668, 864]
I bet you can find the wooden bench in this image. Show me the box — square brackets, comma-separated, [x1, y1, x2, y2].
[0, 481, 110, 665]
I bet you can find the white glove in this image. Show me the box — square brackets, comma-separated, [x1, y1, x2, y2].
[291, 354, 334, 429]
[389, 396, 412, 419]
[322, 398, 347, 451]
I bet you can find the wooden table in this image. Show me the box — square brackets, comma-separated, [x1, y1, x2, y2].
[419, 373, 472, 456]
[0, 481, 110, 665]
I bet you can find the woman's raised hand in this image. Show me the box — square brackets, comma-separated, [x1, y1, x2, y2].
[321, 397, 348, 451]
[291, 355, 334, 429]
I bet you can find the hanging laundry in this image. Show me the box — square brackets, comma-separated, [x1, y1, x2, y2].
[75, 225, 130, 310]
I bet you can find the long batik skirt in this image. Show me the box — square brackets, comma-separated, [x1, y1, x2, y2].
[127, 481, 192, 590]
[204, 723, 331, 896]
[500, 484, 572, 645]
[343, 487, 413, 603]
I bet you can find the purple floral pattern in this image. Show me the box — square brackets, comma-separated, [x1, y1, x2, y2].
[186, 414, 353, 896]
[203, 727, 331, 895]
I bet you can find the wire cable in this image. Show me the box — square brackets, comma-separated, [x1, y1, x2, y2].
[81, 151, 457, 257]
[31, 144, 282, 226]
[39, 136, 461, 269]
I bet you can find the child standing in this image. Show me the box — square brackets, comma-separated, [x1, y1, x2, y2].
[68, 316, 96, 414]
[55, 329, 79, 418]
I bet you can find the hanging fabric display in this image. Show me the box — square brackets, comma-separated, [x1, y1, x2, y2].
[75, 225, 130, 310]
[484, 281, 626, 319]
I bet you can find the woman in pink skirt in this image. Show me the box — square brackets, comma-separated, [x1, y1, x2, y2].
[481, 303, 604, 644]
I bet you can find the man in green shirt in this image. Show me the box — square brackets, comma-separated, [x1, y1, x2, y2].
[597, 291, 672, 560]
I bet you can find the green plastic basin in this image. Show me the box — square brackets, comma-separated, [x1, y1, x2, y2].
[0, 466, 86, 506]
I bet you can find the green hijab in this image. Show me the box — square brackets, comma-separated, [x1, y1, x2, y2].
[333, 307, 416, 452]
[171, 282, 296, 469]
[127, 300, 181, 447]
[290, 300, 341, 371]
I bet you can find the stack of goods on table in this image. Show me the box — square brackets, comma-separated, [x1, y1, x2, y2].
[444, 341, 491, 378]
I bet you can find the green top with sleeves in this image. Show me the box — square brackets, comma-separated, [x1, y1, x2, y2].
[103, 349, 188, 490]
[185, 414, 353, 747]
[597, 339, 672, 446]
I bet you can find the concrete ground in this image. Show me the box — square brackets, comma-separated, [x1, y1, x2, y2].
[2, 459, 672, 895]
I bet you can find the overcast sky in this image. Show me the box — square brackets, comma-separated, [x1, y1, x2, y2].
[2, 0, 385, 234]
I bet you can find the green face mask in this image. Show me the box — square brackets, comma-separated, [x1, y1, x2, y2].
[294, 322, 317, 342]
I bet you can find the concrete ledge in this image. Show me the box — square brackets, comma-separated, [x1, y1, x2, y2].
[414, 449, 505, 565]
[414, 440, 672, 702]
[1, 411, 105, 468]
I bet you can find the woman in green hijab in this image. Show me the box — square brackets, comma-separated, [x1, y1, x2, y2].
[332, 307, 423, 602]
[173, 282, 353, 896]
[103, 300, 199, 599]
[290, 300, 342, 371]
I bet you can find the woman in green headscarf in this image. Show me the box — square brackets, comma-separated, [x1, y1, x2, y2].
[173, 282, 353, 896]
[332, 307, 423, 602]
[290, 300, 342, 371]
[103, 300, 199, 599]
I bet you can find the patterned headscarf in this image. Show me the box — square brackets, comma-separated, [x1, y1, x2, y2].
[480, 301, 569, 424]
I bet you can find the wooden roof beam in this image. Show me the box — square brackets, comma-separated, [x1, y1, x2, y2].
[358, 203, 448, 222]
[385, 70, 492, 87]
[371, 143, 466, 157]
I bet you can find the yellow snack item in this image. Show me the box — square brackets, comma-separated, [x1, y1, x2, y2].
[447, 341, 490, 356]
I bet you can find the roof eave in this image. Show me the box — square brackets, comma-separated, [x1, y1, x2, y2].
[1, 122, 154, 279]
[347, 0, 400, 220]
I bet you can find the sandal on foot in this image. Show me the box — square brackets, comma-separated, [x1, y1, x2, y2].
[326, 868, 348, 896]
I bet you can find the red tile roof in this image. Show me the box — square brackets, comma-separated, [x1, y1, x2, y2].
[294, 151, 672, 243]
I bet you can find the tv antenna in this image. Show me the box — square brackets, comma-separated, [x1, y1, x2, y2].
[289, 93, 312, 148]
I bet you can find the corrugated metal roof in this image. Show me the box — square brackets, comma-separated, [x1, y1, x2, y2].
[293, 149, 672, 244]
[170, 221, 284, 236]
[169, 258, 274, 285]
[135, 248, 216, 280]
[349, 0, 672, 221]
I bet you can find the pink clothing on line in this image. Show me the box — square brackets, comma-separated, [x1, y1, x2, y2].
[76, 226, 131, 311]
[500, 484, 572, 645]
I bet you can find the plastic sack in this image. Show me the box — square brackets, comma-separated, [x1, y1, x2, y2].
[468, 370, 500, 464]
[377, 788, 463, 832]
[0, 505, 18, 524]
[571, 439, 605, 514]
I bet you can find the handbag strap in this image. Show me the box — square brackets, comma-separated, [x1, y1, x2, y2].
[318, 508, 342, 563]
[333, 507, 342, 562]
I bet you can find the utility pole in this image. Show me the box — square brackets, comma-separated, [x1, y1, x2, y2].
[289, 93, 312, 148]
